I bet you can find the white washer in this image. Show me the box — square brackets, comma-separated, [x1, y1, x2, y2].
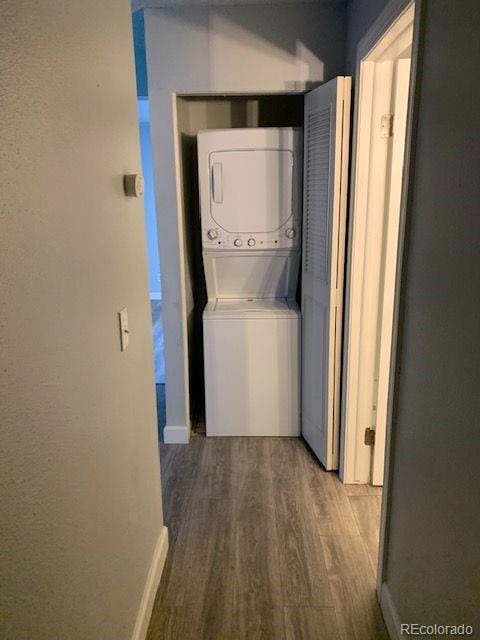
[203, 299, 300, 437]
[198, 128, 302, 437]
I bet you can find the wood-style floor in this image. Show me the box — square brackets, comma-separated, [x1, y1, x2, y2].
[150, 300, 165, 384]
[146, 437, 387, 640]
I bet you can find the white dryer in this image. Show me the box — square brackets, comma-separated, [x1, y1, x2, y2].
[198, 127, 302, 437]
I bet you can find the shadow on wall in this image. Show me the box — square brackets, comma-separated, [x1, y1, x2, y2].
[155, 383, 166, 437]
[138, 99, 165, 386]
[138, 99, 161, 298]
[207, 10, 326, 86]
[149, 4, 347, 91]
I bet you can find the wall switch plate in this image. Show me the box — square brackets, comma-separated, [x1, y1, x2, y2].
[119, 307, 129, 351]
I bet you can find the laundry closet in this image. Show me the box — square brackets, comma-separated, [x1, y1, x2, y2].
[173, 80, 350, 470]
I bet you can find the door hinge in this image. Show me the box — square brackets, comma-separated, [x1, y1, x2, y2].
[380, 113, 394, 138]
[364, 427, 376, 446]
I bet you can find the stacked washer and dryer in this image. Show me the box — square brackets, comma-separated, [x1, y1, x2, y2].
[197, 127, 303, 437]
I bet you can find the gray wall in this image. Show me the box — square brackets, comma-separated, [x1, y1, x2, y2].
[0, 1, 164, 638]
[345, 0, 390, 73]
[145, 3, 347, 436]
[385, 0, 480, 628]
[346, 0, 480, 630]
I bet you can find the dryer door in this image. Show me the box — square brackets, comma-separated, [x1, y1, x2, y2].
[209, 149, 293, 234]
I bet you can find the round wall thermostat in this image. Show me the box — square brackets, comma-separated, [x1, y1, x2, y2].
[124, 174, 144, 197]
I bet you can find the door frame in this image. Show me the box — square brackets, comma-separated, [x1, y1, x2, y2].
[170, 90, 305, 443]
[340, 0, 417, 485]
[336, 0, 424, 629]
[338, 0, 424, 628]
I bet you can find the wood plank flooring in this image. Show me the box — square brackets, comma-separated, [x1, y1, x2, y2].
[150, 300, 165, 384]
[147, 437, 386, 640]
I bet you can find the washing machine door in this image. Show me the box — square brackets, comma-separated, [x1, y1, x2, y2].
[209, 149, 293, 234]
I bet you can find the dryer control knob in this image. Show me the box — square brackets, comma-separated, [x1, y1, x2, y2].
[207, 228, 218, 240]
[247, 238, 256, 247]
[285, 227, 296, 239]
[233, 238, 243, 247]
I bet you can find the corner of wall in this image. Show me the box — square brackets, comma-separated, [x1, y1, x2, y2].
[379, 582, 402, 640]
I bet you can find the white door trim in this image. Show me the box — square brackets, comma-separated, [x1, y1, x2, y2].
[340, 0, 415, 485]
[336, 0, 424, 617]
[372, 56, 411, 486]
[356, 0, 414, 62]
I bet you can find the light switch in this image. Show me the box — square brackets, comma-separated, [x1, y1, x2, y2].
[119, 307, 129, 351]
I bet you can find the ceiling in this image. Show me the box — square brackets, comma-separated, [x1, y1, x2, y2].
[132, 0, 344, 11]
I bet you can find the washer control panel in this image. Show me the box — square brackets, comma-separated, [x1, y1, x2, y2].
[203, 227, 299, 250]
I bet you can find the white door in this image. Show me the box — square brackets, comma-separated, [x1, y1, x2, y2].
[301, 77, 351, 470]
[371, 58, 411, 485]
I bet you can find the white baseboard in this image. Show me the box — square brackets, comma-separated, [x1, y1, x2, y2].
[163, 424, 190, 444]
[380, 582, 403, 640]
[150, 292, 162, 301]
[131, 526, 169, 640]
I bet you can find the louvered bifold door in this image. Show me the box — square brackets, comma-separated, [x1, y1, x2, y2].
[301, 77, 351, 470]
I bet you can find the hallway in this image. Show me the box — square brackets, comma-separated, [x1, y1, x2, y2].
[151, 299, 165, 384]
[147, 437, 387, 639]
